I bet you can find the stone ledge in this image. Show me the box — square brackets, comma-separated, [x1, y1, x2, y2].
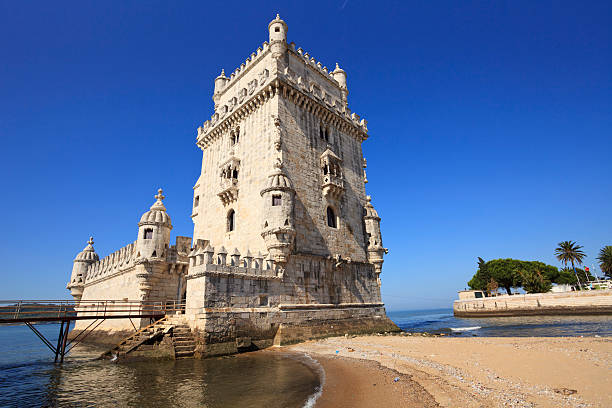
[278, 302, 384, 310]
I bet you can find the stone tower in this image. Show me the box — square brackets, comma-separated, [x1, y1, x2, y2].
[192, 14, 383, 270]
[185, 15, 397, 354]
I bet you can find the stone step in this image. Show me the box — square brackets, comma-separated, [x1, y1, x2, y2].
[175, 345, 195, 352]
[175, 350, 194, 357]
[174, 339, 195, 344]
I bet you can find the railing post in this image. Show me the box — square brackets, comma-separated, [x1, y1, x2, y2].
[13, 301, 21, 319]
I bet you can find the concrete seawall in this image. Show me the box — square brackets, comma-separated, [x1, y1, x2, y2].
[454, 290, 612, 317]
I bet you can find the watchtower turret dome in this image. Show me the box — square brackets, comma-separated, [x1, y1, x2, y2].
[364, 196, 380, 220]
[139, 188, 172, 228]
[74, 237, 99, 262]
[268, 14, 287, 43]
[260, 162, 293, 195]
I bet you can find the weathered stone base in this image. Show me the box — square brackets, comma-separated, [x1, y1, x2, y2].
[67, 329, 136, 347]
[272, 315, 400, 346]
[188, 305, 399, 358]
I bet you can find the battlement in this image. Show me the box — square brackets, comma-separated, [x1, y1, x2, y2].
[196, 19, 368, 148]
[289, 43, 342, 88]
[187, 243, 280, 279]
[84, 236, 191, 286]
[216, 41, 271, 98]
[85, 242, 137, 285]
[196, 74, 368, 148]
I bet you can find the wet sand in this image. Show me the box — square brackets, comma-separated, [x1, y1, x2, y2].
[312, 355, 438, 408]
[290, 335, 612, 407]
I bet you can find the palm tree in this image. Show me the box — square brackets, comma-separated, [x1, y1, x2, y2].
[555, 241, 586, 289]
[597, 246, 612, 278]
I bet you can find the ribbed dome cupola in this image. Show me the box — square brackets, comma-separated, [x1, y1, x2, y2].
[260, 163, 294, 195]
[74, 236, 99, 262]
[139, 189, 172, 229]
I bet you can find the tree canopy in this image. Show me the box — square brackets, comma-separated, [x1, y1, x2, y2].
[468, 258, 559, 294]
[597, 246, 612, 278]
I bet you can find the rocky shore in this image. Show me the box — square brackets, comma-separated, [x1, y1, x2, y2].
[290, 334, 612, 407]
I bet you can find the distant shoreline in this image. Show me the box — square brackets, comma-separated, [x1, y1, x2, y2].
[454, 289, 612, 317]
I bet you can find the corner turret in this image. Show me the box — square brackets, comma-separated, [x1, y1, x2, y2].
[260, 162, 296, 267]
[136, 188, 172, 260]
[67, 237, 99, 301]
[213, 69, 228, 107]
[364, 196, 387, 285]
[332, 63, 348, 105]
[268, 14, 288, 58]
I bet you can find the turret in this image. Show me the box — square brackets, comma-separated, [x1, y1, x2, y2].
[260, 162, 296, 267]
[213, 69, 228, 107]
[364, 196, 386, 285]
[332, 63, 348, 105]
[67, 237, 99, 301]
[136, 188, 172, 260]
[268, 14, 288, 58]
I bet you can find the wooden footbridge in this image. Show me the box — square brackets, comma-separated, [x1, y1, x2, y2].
[0, 300, 184, 363]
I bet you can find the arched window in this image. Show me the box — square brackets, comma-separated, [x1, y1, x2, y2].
[326, 207, 337, 228]
[144, 228, 153, 239]
[227, 209, 235, 232]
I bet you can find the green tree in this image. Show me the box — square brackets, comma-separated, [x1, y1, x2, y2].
[555, 269, 578, 285]
[468, 258, 560, 295]
[520, 269, 553, 293]
[554, 241, 586, 288]
[597, 246, 612, 278]
[559, 267, 594, 285]
[467, 257, 491, 291]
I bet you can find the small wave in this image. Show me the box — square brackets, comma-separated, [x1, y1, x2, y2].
[299, 352, 325, 408]
[450, 326, 482, 332]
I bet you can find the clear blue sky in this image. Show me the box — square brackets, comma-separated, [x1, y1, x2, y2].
[1, 1, 610, 309]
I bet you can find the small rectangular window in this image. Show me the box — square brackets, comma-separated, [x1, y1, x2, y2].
[194, 196, 199, 208]
[272, 195, 282, 206]
[144, 229, 153, 239]
[259, 295, 268, 306]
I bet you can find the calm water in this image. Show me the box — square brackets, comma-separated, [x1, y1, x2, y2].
[388, 308, 612, 337]
[0, 324, 321, 408]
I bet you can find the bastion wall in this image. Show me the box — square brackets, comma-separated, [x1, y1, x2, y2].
[454, 290, 612, 317]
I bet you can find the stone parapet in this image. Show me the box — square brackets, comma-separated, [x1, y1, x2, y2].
[85, 242, 137, 284]
[186, 263, 280, 281]
[454, 290, 612, 317]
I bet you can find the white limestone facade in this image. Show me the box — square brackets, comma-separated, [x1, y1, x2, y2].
[67, 190, 190, 333]
[67, 15, 397, 353]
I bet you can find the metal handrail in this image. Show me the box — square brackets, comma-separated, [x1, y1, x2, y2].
[0, 299, 186, 323]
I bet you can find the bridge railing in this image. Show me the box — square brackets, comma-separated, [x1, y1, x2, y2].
[0, 299, 186, 323]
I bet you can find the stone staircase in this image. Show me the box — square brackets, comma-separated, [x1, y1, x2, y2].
[102, 315, 196, 360]
[166, 315, 196, 359]
[102, 317, 170, 359]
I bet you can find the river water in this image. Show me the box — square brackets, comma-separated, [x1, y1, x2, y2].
[388, 308, 612, 336]
[0, 324, 320, 408]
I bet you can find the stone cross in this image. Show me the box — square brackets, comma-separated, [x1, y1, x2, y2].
[155, 188, 165, 201]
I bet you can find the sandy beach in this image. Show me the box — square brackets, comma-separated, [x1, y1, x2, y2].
[290, 334, 612, 407]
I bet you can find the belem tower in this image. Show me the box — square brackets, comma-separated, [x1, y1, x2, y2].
[66, 15, 399, 357]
